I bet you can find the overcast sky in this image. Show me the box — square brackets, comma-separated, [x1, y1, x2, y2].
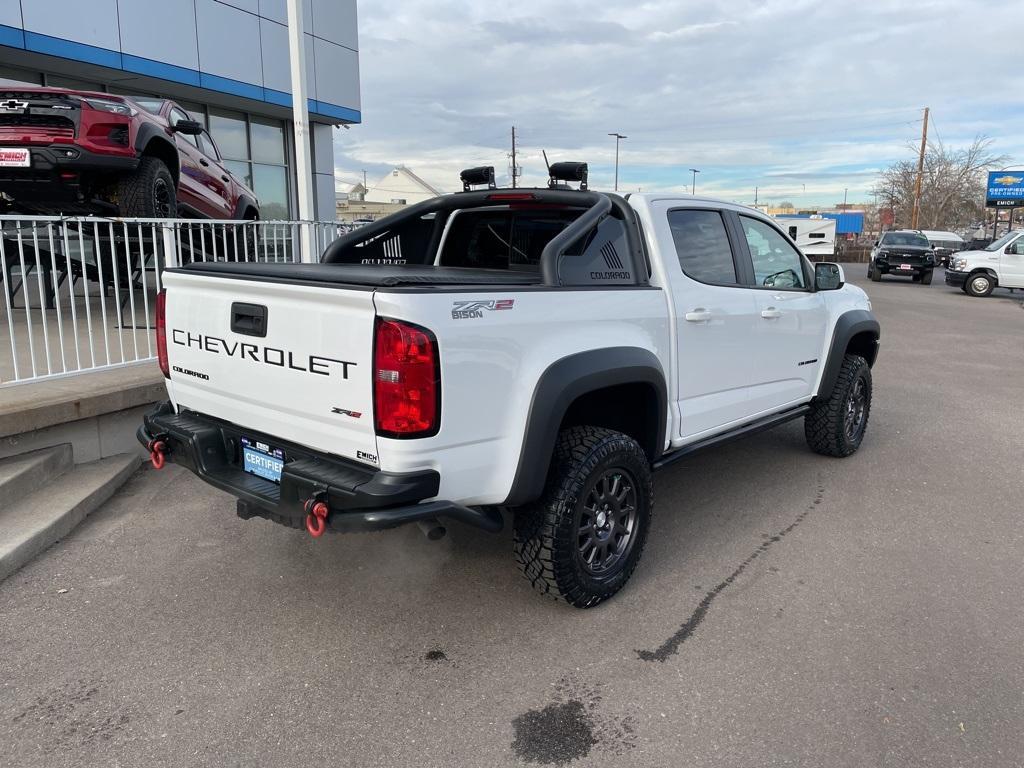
[333, 0, 1024, 207]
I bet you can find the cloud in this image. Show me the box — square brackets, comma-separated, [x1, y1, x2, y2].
[334, 0, 1024, 206]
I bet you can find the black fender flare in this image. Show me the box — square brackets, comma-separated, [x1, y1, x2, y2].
[134, 125, 180, 185]
[969, 267, 999, 283]
[503, 347, 668, 506]
[232, 195, 259, 220]
[816, 309, 880, 398]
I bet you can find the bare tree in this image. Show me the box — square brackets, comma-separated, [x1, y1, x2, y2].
[873, 136, 1009, 231]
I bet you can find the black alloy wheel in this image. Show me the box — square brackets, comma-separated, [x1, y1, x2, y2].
[576, 468, 639, 576]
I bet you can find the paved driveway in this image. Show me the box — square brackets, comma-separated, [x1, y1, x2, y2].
[2, 267, 1023, 767]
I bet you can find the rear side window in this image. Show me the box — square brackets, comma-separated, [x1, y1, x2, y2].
[667, 209, 738, 285]
[439, 210, 578, 271]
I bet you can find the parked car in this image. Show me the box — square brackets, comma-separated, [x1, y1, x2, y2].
[138, 162, 880, 608]
[868, 230, 936, 283]
[945, 229, 1024, 297]
[919, 229, 965, 267]
[0, 88, 258, 219]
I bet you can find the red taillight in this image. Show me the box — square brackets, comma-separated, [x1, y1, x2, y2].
[155, 289, 169, 378]
[373, 318, 439, 438]
[487, 192, 536, 201]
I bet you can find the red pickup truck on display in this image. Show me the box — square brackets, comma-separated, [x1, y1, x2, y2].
[0, 87, 258, 219]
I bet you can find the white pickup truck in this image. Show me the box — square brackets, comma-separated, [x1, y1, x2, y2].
[944, 229, 1024, 296]
[139, 163, 880, 608]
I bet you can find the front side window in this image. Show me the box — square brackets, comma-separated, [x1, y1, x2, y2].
[985, 231, 1020, 252]
[668, 209, 738, 285]
[740, 215, 807, 289]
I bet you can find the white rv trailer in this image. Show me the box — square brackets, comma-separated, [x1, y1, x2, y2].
[773, 215, 837, 258]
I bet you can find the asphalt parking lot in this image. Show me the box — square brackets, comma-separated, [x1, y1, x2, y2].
[2, 266, 1023, 768]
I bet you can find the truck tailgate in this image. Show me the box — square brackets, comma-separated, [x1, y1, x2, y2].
[162, 270, 379, 466]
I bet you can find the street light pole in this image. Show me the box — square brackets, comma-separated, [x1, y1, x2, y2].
[689, 168, 700, 195]
[608, 133, 626, 191]
[286, 0, 315, 262]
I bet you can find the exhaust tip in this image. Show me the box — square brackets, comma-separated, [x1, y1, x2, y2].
[416, 518, 446, 541]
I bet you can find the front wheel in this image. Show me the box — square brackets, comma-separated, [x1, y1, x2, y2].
[118, 156, 177, 218]
[920, 270, 933, 285]
[513, 426, 653, 608]
[870, 266, 882, 282]
[965, 272, 994, 297]
[805, 354, 872, 458]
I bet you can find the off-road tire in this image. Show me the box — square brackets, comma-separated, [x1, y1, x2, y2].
[920, 270, 933, 285]
[513, 426, 653, 608]
[119, 156, 177, 218]
[870, 266, 882, 282]
[912, 274, 921, 283]
[965, 272, 994, 297]
[805, 354, 872, 458]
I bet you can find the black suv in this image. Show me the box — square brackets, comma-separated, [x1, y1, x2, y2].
[868, 230, 936, 284]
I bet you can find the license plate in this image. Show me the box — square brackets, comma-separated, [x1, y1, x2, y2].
[241, 437, 284, 483]
[899, 263, 912, 270]
[0, 148, 30, 167]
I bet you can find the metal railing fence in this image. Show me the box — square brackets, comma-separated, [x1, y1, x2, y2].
[0, 216, 342, 386]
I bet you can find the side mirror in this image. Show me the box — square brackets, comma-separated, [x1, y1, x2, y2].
[172, 119, 203, 136]
[815, 262, 844, 290]
[873, 240, 879, 247]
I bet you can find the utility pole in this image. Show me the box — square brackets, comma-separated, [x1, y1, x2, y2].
[689, 168, 700, 194]
[911, 106, 929, 229]
[754, 186, 758, 206]
[511, 126, 518, 189]
[286, 0, 315, 262]
[843, 188, 848, 209]
[608, 133, 626, 191]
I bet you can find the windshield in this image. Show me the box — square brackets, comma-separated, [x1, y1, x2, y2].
[132, 98, 165, 115]
[882, 232, 930, 247]
[985, 231, 1021, 251]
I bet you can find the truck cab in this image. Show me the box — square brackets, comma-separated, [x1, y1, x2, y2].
[945, 229, 1024, 297]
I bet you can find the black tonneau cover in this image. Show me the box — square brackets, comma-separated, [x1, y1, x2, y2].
[173, 261, 543, 287]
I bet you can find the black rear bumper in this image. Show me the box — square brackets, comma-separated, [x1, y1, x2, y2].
[138, 402, 502, 534]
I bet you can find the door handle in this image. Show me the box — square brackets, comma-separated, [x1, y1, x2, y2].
[221, 175, 230, 183]
[684, 309, 712, 322]
[199, 158, 209, 167]
[761, 307, 783, 319]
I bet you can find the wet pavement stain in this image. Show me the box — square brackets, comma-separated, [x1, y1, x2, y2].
[512, 699, 597, 765]
[511, 678, 635, 765]
[422, 648, 449, 663]
[637, 482, 826, 662]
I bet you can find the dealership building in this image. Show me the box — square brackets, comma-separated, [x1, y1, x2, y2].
[0, 0, 360, 220]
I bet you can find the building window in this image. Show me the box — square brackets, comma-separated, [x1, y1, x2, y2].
[0, 66, 42, 86]
[207, 109, 290, 219]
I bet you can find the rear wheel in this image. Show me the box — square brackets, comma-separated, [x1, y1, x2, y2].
[805, 354, 872, 458]
[118, 156, 176, 218]
[513, 426, 653, 608]
[965, 272, 994, 297]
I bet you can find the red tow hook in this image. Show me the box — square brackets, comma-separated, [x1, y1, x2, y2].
[304, 499, 329, 538]
[147, 438, 167, 470]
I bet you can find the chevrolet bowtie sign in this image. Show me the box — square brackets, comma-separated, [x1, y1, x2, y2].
[0, 99, 27, 112]
[987, 171, 1024, 208]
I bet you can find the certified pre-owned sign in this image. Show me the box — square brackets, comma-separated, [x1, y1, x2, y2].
[986, 171, 1024, 208]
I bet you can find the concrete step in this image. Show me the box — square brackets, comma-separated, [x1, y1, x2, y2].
[0, 452, 140, 583]
[0, 443, 73, 510]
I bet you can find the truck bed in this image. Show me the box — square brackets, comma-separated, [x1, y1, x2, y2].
[175, 261, 543, 287]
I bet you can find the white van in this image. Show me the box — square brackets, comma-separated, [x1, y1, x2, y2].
[945, 230, 1024, 296]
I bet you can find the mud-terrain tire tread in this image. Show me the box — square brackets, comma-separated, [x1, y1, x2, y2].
[804, 354, 871, 458]
[513, 426, 652, 608]
[119, 156, 176, 218]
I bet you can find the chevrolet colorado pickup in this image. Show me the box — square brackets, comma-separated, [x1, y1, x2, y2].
[138, 163, 880, 608]
[868, 230, 936, 284]
[0, 88, 258, 219]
